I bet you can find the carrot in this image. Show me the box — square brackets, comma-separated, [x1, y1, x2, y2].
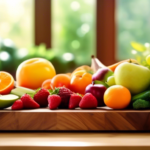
[108, 59, 139, 72]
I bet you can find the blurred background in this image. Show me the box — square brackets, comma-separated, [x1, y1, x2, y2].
[0, 0, 150, 76]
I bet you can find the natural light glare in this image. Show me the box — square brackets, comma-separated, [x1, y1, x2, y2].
[49, 141, 89, 146]
[3, 39, 14, 47]
[77, 23, 90, 37]
[80, 14, 92, 22]
[81, 23, 90, 34]
[83, 0, 94, 5]
[145, 43, 150, 48]
[131, 50, 137, 55]
[0, 0, 34, 48]
[70, 1, 80, 11]
[17, 48, 28, 58]
[63, 53, 74, 61]
[0, 51, 10, 61]
[0, 23, 10, 35]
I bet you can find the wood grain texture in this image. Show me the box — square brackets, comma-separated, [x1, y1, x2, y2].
[0, 107, 150, 131]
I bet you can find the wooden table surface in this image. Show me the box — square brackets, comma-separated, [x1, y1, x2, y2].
[0, 132, 150, 150]
[1, 107, 150, 131]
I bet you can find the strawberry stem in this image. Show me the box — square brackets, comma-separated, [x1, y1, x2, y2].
[49, 88, 60, 95]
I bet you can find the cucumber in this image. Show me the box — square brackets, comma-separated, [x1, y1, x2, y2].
[11, 86, 36, 98]
[131, 91, 150, 102]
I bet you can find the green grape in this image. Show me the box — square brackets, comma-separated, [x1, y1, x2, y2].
[146, 55, 150, 65]
[106, 76, 116, 86]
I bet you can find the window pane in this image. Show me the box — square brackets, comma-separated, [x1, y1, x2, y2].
[0, 0, 34, 48]
[117, 0, 150, 60]
[52, 0, 96, 66]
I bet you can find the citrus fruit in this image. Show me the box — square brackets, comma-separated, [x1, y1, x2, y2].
[0, 71, 14, 94]
[16, 58, 56, 89]
[104, 85, 131, 109]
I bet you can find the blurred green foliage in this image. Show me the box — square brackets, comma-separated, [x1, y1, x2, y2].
[0, 37, 76, 74]
[52, 0, 96, 66]
[117, 0, 150, 60]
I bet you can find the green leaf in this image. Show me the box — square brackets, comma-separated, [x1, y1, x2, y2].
[49, 88, 60, 95]
[76, 93, 83, 97]
[35, 88, 41, 93]
[131, 42, 146, 52]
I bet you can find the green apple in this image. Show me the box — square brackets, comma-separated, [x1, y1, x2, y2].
[0, 94, 19, 109]
[114, 62, 150, 94]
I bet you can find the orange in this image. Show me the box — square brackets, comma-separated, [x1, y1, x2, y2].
[41, 79, 52, 90]
[104, 85, 131, 109]
[16, 58, 56, 89]
[0, 71, 14, 94]
[51, 74, 70, 89]
[70, 70, 92, 95]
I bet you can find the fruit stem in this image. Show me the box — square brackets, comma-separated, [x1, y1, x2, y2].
[91, 55, 95, 59]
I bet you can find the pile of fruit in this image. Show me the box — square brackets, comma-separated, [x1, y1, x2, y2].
[1, 56, 150, 110]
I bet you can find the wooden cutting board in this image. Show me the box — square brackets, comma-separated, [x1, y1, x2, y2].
[0, 107, 149, 131]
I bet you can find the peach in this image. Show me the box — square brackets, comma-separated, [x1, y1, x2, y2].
[16, 58, 56, 89]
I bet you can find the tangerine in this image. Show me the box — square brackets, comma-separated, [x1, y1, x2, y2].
[104, 85, 131, 109]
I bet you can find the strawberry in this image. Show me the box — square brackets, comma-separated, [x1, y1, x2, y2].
[69, 94, 82, 109]
[48, 95, 61, 109]
[21, 94, 40, 109]
[79, 93, 98, 109]
[34, 88, 50, 107]
[50, 87, 73, 108]
[11, 100, 23, 110]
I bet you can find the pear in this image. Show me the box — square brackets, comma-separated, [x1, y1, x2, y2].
[114, 62, 150, 94]
[0, 94, 19, 109]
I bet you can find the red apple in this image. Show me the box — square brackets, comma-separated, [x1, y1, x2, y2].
[92, 68, 113, 82]
[85, 83, 107, 106]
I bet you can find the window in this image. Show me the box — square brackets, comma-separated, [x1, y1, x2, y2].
[0, 0, 34, 48]
[52, 0, 96, 66]
[117, 0, 150, 60]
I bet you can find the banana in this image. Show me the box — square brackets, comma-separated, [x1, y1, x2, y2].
[91, 55, 106, 72]
[91, 55, 140, 72]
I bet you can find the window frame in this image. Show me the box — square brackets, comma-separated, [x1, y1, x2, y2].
[34, 0, 116, 65]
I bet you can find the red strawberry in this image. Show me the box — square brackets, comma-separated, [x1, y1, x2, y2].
[11, 100, 23, 110]
[69, 94, 82, 109]
[21, 94, 40, 109]
[34, 88, 50, 107]
[48, 95, 61, 109]
[79, 93, 98, 109]
[50, 87, 73, 108]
